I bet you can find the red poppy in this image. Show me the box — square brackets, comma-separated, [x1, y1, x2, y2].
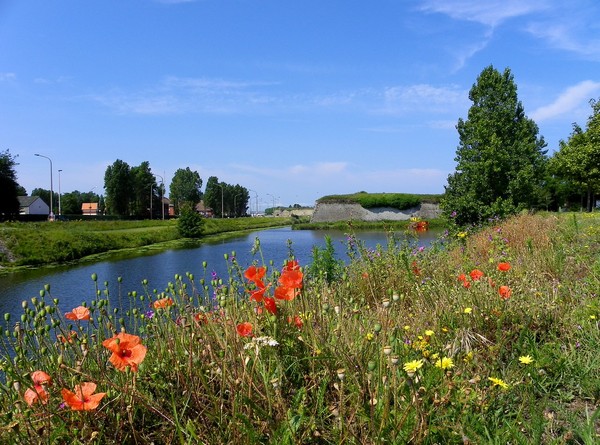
[249, 287, 267, 303]
[279, 269, 303, 290]
[288, 315, 303, 329]
[102, 332, 147, 372]
[283, 260, 300, 271]
[457, 273, 467, 282]
[274, 285, 297, 301]
[57, 330, 78, 344]
[470, 269, 484, 281]
[462, 280, 471, 289]
[24, 370, 52, 406]
[61, 382, 106, 411]
[153, 297, 174, 309]
[497, 262, 511, 272]
[263, 297, 277, 315]
[411, 261, 421, 276]
[499, 285, 512, 300]
[65, 306, 91, 321]
[244, 265, 266, 284]
[236, 322, 253, 337]
[194, 313, 208, 325]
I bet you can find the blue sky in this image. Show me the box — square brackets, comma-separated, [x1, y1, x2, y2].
[2, 0, 599, 210]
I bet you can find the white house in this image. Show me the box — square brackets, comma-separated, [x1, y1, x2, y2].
[18, 196, 50, 215]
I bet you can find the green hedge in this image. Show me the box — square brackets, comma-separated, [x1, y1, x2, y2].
[317, 192, 442, 210]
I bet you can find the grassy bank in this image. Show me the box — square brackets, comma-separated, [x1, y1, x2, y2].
[0, 218, 290, 269]
[292, 218, 446, 231]
[1, 212, 599, 443]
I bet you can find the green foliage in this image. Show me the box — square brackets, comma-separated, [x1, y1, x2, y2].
[177, 203, 205, 238]
[169, 167, 203, 215]
[442, 66, 548, 226]
[550, 98, 600, 211]
[308, 235, 344, 284]
[0, 149, 22, 220]
[104, 159, 132, 216]
[202, 176, 250, 218]
[317, 192, 441, 209]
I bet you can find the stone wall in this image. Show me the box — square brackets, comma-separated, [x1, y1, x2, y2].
[311, 202, 441, 222]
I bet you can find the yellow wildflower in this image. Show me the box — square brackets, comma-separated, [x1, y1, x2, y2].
[463, 307, 472, 314]
[488, 377, 509, 389]
[518, 355, 534, 365]
[403, 359, 424, 375]
[457, 231, 468, 239]
[435, 357, 454, 370]
[424, 330, 434, 337]
[365, 333, 375, 341]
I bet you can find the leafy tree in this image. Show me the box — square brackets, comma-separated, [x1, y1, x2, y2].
[442, 65, 548, 225]
[130, 161, 157, 218]
[549, 99, 600, 211]
[104, 160, 132, 216]
[177, 202, 204, 238]
[0, 149, 21, 219]
[203, 176, 221, 217]
[169, 167, 202, 215]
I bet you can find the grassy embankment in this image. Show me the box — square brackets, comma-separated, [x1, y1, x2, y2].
[1, 212, 599, 443]
[294, 192, 444, 230]
[0, 217, 291, 270]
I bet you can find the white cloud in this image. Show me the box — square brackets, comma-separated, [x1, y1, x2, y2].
[530, 80, 600, 121]
[380, 84, 467, 115]
[419, 0, 550, 27]
[526, 22, 600, 60]
[0, 72, 16, 81]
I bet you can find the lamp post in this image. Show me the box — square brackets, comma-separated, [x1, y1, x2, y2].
[248, 189, 258, 216]
[34, 153, 54, 221]
[153, 174, 165, 220]
[233, 193, 242, 218]
[266, 193, 276, 216]
[58, 169, 62, 218]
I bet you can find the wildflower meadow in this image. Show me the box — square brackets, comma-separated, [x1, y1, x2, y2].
[1, 212, 599, 444]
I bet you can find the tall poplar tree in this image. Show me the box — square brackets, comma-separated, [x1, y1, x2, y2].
[169, 167, 202, 215]
[442, 65, 548, 225]
[104, 159, 132, 216]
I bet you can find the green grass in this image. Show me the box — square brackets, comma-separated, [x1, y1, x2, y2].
[0, 212, 599, 444]
[317, 192, 442, 209]
[0, 218, 290, 269]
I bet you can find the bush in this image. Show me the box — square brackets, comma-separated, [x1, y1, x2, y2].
[177, 203, 205, 238]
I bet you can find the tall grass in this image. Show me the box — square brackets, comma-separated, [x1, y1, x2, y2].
[0, 213, 599, 444]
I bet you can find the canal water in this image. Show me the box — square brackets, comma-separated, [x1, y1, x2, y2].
[0, 227, 440, 321]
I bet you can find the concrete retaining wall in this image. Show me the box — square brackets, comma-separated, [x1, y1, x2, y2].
[311, 202, 441, 222]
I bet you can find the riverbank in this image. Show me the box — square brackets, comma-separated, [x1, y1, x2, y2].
[2, 212, 599, 444]
[0, 217, 291, 272]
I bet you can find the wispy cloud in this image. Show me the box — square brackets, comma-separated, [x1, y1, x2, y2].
[0, 72, 16, 81]
[526, 21, 600, 60]
[379, 84, 467, 115]
[530, 80, 600, 121]
[419, 0, 550, 27]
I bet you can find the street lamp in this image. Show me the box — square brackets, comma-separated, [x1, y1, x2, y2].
[34, 153, 54, 221]
[248, 189, 258, 216]
[233, 193, 242, 218]
[266, 193, 276, 216]
[153, 174, 165, 220]
[58, 169, 62, 218]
